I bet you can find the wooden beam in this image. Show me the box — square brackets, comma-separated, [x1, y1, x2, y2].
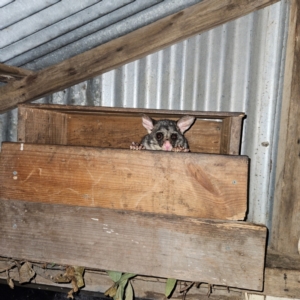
[0, 0, 279, 113]
[0, 63, 34, 83]
[0, 142, 248, 220]
[271, 0, 300, 254]
[0, 199, 267, 290]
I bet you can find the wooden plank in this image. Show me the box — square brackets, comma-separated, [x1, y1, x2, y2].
[0, 142, 248, 220]
[0, 63, 34, 83]
[0, 0, 279, 112]
[263, 250, 300, 298]
[18, 103, 246, 118]
[271, 0, 300, 254]
[0, 199, 267, 290]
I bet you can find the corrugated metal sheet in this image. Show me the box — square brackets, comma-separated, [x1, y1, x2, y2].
[0, 0, 289, 231]
[1, 0, 203, 69]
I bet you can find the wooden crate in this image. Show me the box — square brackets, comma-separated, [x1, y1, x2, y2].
[0, 104, 267, 292]
[17, 104, 245, 155]
[14, 104, 248, 220]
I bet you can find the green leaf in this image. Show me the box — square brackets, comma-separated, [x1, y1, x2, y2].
[107, 271, 123, 283]
[165, 278, 177, 298]
[125, 281, 134, 300]
[119, 273, 136, 282]
[114, 279, 128, 300]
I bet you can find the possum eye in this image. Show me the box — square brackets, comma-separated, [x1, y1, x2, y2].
[156, 132, 163, 140]
[171, 133, 178, 141]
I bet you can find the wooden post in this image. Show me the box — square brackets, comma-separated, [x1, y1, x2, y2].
[271, 0, 300, 254]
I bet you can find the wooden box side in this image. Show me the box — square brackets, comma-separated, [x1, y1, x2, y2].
[0, 142, 248, 220]
[18, 106, 68, 145]
[220, 116, 244, 155]
[0, 199, 266, 291]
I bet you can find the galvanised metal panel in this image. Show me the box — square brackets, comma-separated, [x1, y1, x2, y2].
[0, 0, 135, 62]
[0, 1, 289, 232]
[3, 0, 203, 69]
[0, 0, 102, 48]
[0, 0, 60, 29]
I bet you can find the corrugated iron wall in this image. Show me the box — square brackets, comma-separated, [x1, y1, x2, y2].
[0, 0, 289, 232]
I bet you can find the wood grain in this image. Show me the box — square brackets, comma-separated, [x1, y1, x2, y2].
[271, 0, 300, 254]
[17, 107, 67, 144]
[0, 0, 279, 112]
[220, 117, 244, 155]
[0, 142, 248, 220]
[18, 104, 244, 154]
[0, 199, 266, 290]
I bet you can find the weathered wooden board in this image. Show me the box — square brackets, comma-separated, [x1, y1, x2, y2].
[0, 142, 248, 220]
[17, 104, 245, 155]
[0, 63, 34, 83]
[0, 199, 267, 290]
[0, 0, 279, 112]
[271, 0, 300, 255]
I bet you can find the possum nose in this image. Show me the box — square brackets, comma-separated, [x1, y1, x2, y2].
[162, 140, 172, 151]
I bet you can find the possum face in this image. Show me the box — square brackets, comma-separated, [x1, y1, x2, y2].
[140, 115, 195, 151]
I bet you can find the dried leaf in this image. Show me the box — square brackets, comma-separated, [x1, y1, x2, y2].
[125, 281, 134, 300]
[73, 266, 85, 288]
[7, 277, 14, 289]
[71, 278, 79, 293]
[19, 262, 35, 284]
[54, 272, 71, 283]
[107, 270, 122, 282]
[165, 278, 177, 298]
[67, 289, 74, 299]
[65, 266, 75, 279]
[105, 283, 118, 297]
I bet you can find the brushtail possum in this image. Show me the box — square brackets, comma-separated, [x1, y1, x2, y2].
[130, 114, 195, 152]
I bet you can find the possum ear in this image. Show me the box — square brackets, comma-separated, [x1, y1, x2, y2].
[177, 116, 195, 133]
[142, 114, 156, 133]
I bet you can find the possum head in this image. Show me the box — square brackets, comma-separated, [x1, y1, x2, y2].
[140, 114, 195, 151]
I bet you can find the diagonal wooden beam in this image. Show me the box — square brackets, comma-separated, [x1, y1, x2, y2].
[0, 0, 279, 113]
[0, 63, 34, 83]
